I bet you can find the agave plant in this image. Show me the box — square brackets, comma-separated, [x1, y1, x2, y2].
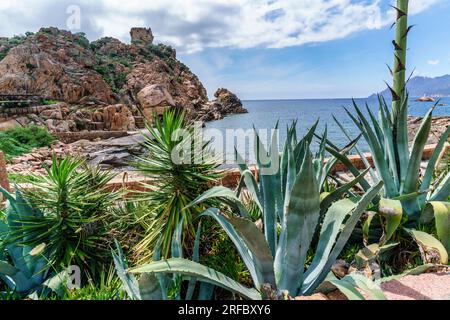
[127, 122, 383, 299]
[132, 109, 222, 260]
[112, 221, 214, 300]
[0, 188, 67, 298]
[5, 156, 120, 275]
[332, 0, 450, 255]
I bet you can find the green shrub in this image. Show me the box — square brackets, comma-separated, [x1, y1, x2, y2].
[0, 125, 55, 160]
[42, 99, 59, 105]
[0, 51, 8, 61]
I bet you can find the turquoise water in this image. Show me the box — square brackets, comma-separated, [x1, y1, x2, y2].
[205, 97, 450, 164]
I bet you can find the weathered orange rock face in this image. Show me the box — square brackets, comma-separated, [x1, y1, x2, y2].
[0, 28, 114, 104]
[102, 104, 135, 131]
[0, 26, 245, 131]
[125, 59, 208, 116]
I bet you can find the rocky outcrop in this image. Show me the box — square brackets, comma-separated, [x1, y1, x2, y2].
[125, 58, 208, 118]
[0, 26, 240, 129]
[416, 96, 436, 102]
[0, 28, 114, 104]
[197, 88, 248, 121]
[130, 28, 154, 46]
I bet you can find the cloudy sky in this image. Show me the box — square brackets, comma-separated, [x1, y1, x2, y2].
[0, 0, 449, 99]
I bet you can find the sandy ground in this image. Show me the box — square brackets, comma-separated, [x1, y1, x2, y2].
[381, 273, 450, 300]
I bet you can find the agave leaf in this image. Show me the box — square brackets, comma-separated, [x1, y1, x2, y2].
[430, 171, 450, 202]
[0, 260, 20, 277]
[273, 144, 296, 284]
[401, 108, 433, 199]
[327, 274, 366, 300]
[334, 274, 386, 300]
[138, 274, 163, 300]
[314, 126, 328, 186]
[278, 150, 320, 296]
[355, 243, 398, 268]
[254, 126, 281, 255]
[129, 258, 261, 300]
[200, 208, 271, 289]
[303, 198, 357, 284]
[320, 168, 370, 214]
[236, 169, 262, 213]
[421, 202, 450, 254]
[202, 209, 267, 287]
[365, 103, 386, 152]
[378, 102, 400, 189]
[188, 186, 250, 218]
[301, 181, 384, 295]
[332, 116, 379, 183]
[378, 198, 403, 243]
[348, 104, 397, 197]
[235, 148, 250, 173]
[152, 237, 169, 300]
[112, 240, 141, 300]
[419, 126, 450, 204]
[186, 222, 203, 300]
[325, 146, 372, 193]
[376, 263, 436, 284]
[406, 229, 448, 265]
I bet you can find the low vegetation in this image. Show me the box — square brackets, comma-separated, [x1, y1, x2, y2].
[0, 125, 55, 160]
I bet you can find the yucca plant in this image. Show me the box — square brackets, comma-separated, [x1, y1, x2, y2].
[127, 122, 383, 299]
[132, 109, 222, 260]
[4, 156, 120, 275]
[332, 0, 450, 256]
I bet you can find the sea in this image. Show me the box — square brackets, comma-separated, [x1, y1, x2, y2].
[205, 97, 450, 165]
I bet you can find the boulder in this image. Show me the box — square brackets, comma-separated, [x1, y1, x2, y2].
[102, 104, 136, 131]
[0, 119, 21, 131]
[137, 84, 175, 122]
[416, 96, 436, 102]
[197, 88, 248, 121]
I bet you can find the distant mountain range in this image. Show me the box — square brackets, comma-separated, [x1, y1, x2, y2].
[370, 74, 450, 98]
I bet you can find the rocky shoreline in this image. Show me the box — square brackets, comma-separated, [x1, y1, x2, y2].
[6, 115, 449, 178]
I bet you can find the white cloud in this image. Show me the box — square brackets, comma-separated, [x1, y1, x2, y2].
[0, 0, 441, 53]
[427, 59, 440, 65]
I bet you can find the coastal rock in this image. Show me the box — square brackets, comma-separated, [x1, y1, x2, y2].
[416, 96, 436, 102]
[198, 88, 248, 121]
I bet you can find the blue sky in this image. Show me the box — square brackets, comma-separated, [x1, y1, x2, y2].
[180, 1, 450, 99]
[1, 0, 449, 99]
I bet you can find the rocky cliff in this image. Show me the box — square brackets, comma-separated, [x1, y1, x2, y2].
[0, 27, 247, 132]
